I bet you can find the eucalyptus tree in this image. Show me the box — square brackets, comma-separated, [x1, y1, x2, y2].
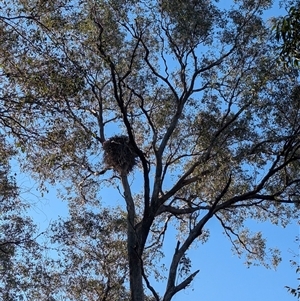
[0, 138, 39, 301]
[1, 0, 300, 300]
[273, 0, 300, 66]
[4, 205, 130, 301]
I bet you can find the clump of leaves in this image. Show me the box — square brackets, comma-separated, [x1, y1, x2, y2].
[273, 5, 300, 67]
[103, 135, 138, 174]
[178, 254, 192, 279]
[285, 262, 300, 298]
[285, 235, 300, 299]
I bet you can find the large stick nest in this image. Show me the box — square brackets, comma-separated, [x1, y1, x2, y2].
[103, 135, 138, 174]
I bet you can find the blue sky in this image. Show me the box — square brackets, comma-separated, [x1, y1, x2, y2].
[170, 222, 298, 301]
[12, 0, 299, 300]
[19, 168, 299, 301]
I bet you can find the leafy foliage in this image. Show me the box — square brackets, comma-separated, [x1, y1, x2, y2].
[0, 0, 299, 300]
[285, 265, 300, 298]
[0, 139, 39, 301]
[273, 1, 300, 66]
[285, 236, 300, 299]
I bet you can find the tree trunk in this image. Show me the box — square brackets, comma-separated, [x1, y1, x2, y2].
[121, 172, 145, 301]
[128, 231, 144, 301]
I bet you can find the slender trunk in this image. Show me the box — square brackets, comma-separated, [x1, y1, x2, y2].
[121, 172, 145, 301]
[128, 229, 144, 301]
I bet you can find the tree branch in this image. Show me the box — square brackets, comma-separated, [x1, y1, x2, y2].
[163, 270, 200, 301]
[156, 204, 208, 216]
[141, 262, 160, 301]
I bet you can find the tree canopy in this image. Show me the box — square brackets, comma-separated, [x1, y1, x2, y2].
[273, 1, 300, 66]
[0, 138, 39, 301]
[0, 0, 299, 300]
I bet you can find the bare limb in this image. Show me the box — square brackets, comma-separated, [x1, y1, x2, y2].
[156, 204, 208, 216]
[141, 263, 160, 301]
[163, 270, 200, 301]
